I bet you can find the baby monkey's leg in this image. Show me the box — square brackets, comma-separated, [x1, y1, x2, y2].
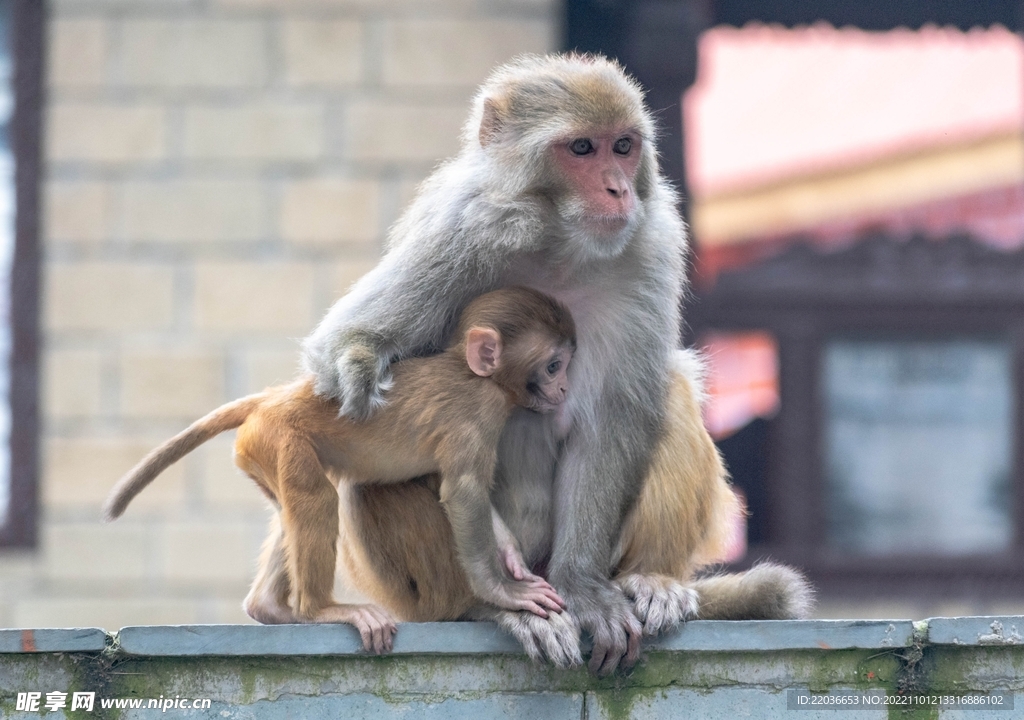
[274, 441, 397, 652]
[243, 515, 298, 624]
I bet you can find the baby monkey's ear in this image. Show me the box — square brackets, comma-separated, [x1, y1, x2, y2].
[466, 327, 502, 377]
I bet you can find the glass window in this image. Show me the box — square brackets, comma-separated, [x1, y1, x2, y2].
[823, 339, 1013, 556]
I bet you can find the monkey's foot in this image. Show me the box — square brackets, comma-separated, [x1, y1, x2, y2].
[495, 609, 582, 668]
[616, 573, 699, 636]
[243, 588, 299, 625]
[564, 584, 643, 676]
[307, 603, 398, 654]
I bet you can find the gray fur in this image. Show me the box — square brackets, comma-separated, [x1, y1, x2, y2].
[302, 54, 687, 673]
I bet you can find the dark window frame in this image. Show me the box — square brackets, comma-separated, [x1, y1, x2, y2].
[0, 0, 43, 548]
[687, 234, 1024, 597]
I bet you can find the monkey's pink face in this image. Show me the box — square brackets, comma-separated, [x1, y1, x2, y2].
[528, 346, 574, 413]
[551, 129, 642, 232]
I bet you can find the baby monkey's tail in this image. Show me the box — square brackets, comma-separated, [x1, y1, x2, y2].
[102, 394, 264, 522]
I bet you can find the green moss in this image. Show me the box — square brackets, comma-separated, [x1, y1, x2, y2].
[887, 705, 938, 720]
[592, 685, 655, 720]
[878, 644, 1024, 720]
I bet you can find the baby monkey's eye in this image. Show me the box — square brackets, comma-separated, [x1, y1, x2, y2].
[569, 138, 595, 156]
[613, 137, 632, 155]
[547, 359, 562, 375]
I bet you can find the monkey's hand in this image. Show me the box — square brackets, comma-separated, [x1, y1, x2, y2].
[563, 582, 643, 676]
[495, 516, 561, 590]
[310, 336, 394, 421]
[500, 543, 546, 584]
[489, 508, 565, 616]
[500, 543, 531, 581]
[499, 545, 567, 616]
[492, 508, 528, 580]
[478, 575, 566, 619]
[616, 573, 699, 636]
[494, 609, 582, 668]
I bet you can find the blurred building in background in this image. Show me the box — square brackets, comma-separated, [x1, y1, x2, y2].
[682, 20, 1024, 616]
[687, 24, 1024, 279]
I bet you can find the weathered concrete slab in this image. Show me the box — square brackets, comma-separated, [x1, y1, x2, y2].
[650, 619, 916, 651]
[926, 616, 1024, 646]
[588, 686, 890, 720]
[0, 627, 107, 653]
[116, 621, 527, 657]
[392, 621, 524, 654]
[199, 692, 584, 720]
[71, 646, 900, 703]
[117, 624, 367, 656]
[115, 619, 917, 658]
[10, 618, 1024, 719]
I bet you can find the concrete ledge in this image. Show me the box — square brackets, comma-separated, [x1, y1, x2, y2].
[111, 619, 917, 657]
[115, 621, 523, 656]
[0, 627, 107, 653]
[653, 619, 916, 651]
[1, 618, 1022, 719]
[926, 616, 1024, 646]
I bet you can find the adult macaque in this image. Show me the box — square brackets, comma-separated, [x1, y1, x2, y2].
[303, 54, 811, 674]
[104, 287, 576, 653]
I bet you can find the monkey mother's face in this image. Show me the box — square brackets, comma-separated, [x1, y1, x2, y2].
[551, 130, 641, 224]
[549, 128, 643, 258]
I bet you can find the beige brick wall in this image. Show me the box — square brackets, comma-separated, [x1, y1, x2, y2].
[0, 0, 555, 630]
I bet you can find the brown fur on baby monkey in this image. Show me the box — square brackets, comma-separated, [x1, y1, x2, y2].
[103, 286, 575, 653]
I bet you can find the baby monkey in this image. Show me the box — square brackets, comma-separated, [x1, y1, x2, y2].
[104, 286, 575, 652]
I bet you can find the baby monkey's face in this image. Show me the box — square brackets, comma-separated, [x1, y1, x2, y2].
[526, 344, 573, 413]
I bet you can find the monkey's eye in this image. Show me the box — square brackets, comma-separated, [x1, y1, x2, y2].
[546, 359, 562, 375]
[613, 137, 632, 155]
[569, 138, 594, 156]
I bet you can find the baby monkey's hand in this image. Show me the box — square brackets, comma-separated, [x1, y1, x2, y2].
[497, 540, 565, 617]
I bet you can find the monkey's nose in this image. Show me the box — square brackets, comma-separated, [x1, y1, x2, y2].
[605, 182, 628, 198]
[603, 169, 629, 198]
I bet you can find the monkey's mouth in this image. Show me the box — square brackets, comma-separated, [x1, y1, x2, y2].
[531, 397, 566, 414]
[589, 214, 630, 231]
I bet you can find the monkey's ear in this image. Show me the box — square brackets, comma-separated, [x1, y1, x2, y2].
[466, 327, 502, 377]
[478, 97, 505, 147]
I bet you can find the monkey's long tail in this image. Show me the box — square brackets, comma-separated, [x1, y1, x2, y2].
[691, 562, 815, 620]
[102, 394, 264, 522]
